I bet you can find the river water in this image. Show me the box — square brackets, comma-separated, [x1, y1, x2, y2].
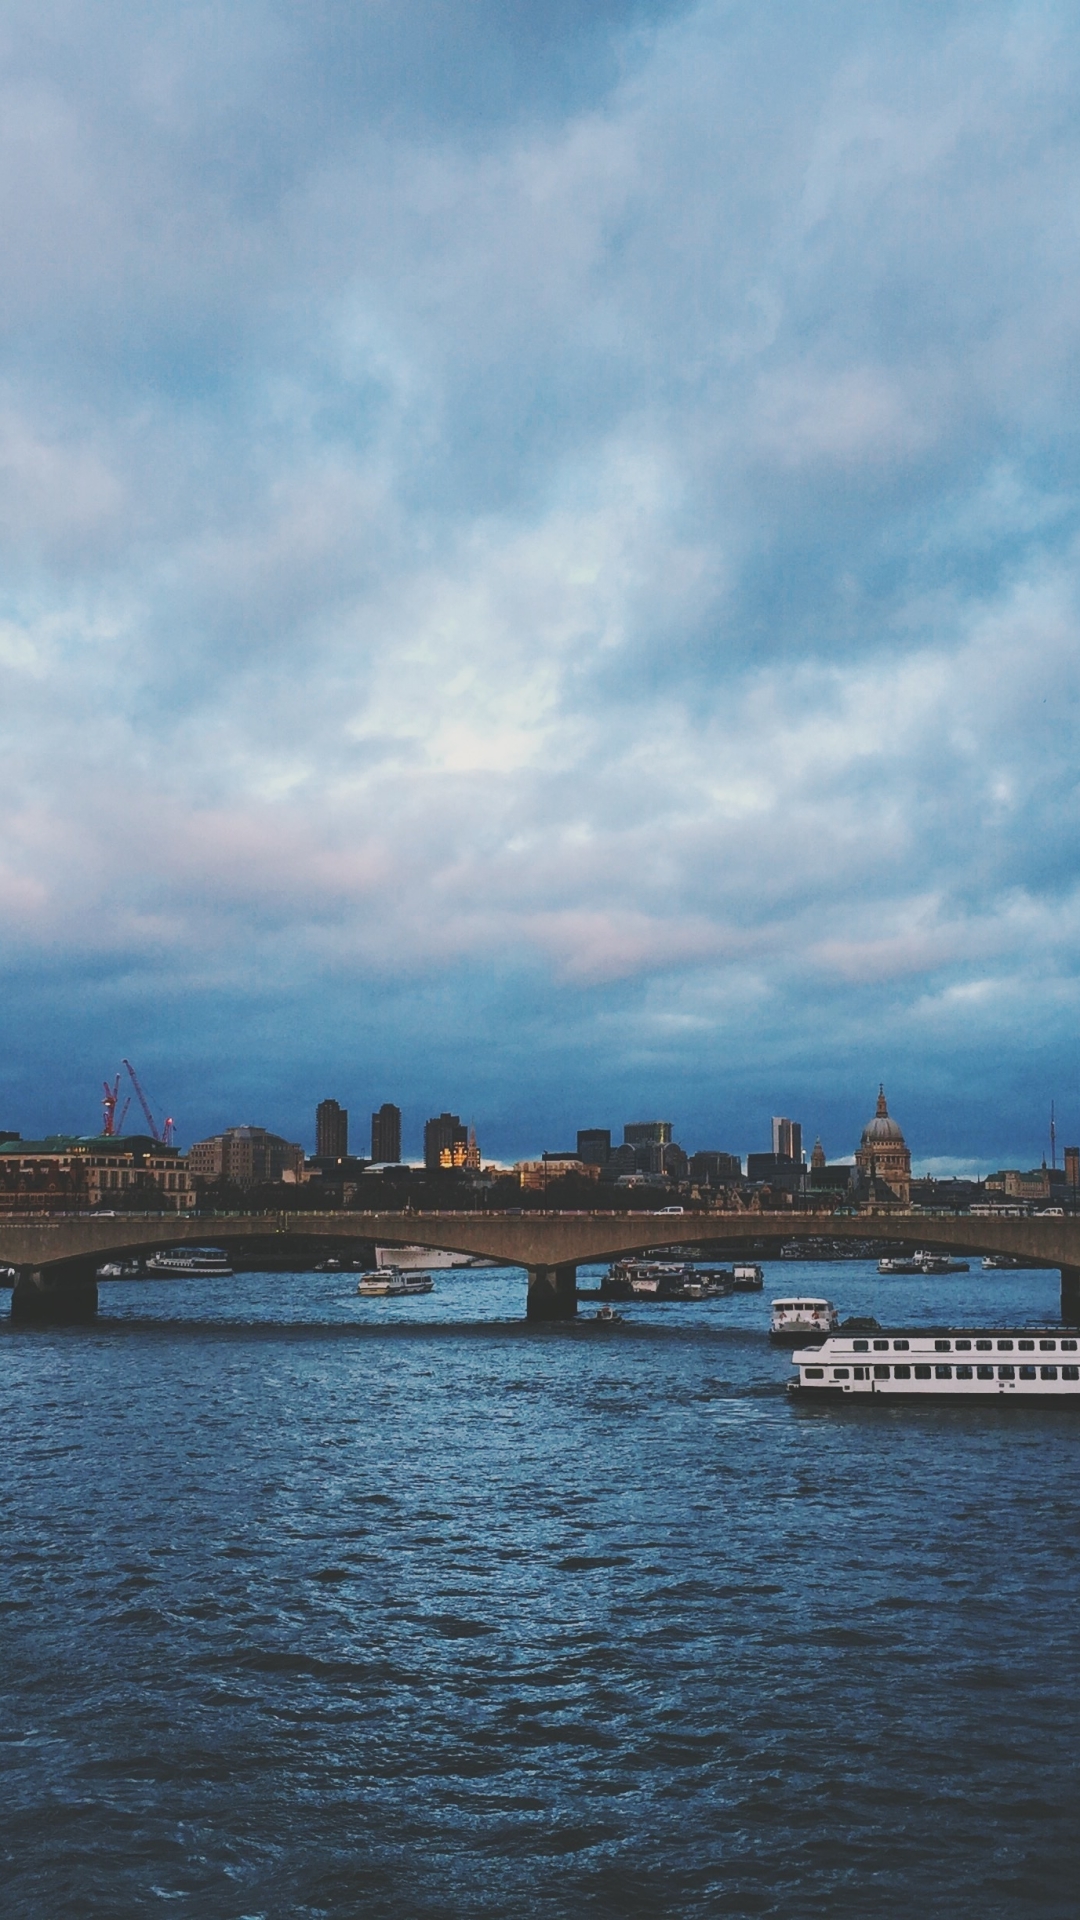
[2, 1260, 1078, 1918]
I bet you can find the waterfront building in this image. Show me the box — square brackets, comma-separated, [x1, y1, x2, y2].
[0, 1135, 195, 1211]
[316, 1099, 348, 1159]
[187, 1126, 304, 1187]
[853, 1088, 911, 1204]
[371, 1103, 402, 1163]
[577, 1129, 611, 1167]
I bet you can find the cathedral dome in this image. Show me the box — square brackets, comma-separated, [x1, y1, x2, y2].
[860, 1086, 905, 1146]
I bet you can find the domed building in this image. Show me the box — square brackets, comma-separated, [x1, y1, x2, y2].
[854, 1087, 911, 1203]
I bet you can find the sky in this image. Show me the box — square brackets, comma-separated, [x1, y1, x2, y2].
[2, 0, 1080, 1172]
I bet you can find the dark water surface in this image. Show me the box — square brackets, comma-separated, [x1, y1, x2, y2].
[3, 1261, 1078, 1918]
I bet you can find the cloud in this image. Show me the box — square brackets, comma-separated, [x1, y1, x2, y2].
[2, 0, 1080, 1162]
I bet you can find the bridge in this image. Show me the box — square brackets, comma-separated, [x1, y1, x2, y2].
[2, 1207, 1080, 1323]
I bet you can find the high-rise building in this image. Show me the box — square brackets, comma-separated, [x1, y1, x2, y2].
[623, 1121, 673, 1147]
[371, 1103, 402, 1163]
[424, 1112, 467, 1171]
[772, 1117, 803, 1164]
[577, 1129, 611, 1166]
[316, 1099, 348, 1158]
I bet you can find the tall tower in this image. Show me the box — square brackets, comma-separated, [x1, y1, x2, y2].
[316, 1099, 348, 1158]
[371, 1103, 402, 1163]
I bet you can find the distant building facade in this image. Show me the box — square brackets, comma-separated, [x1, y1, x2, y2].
[854, 1088, 911, 1204]
[424, 1113, 480, 1170]
[371, 1103, 402, 1163]
[316, 1099, 348, 1158]
[0, 1135, 195, 1212]
[772, 1117, 803, 1164]
[516, 1156, 600, 1190]
[577, 1129, 611, 1167]
[187, 1126, 304, 1187]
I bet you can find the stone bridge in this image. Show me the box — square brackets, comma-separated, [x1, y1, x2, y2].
[2, 1206, 1079, 1323]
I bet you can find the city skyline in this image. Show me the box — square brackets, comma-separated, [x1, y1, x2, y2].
[3, 3, 1080, 1179]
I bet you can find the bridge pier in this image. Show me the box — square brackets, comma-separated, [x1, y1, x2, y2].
[10, 1268, 98, 1326]
[1061, 1267, 1080, 1327]
[526, 1263, 577, 1322]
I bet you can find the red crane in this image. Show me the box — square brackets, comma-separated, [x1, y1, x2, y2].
[122, 1059, 175, 1146]
[102, 1074, 121, 1136]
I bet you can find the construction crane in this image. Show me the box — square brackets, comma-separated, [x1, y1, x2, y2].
[121, 1059, 175, 1146]
[102, 1074, 121, 1136]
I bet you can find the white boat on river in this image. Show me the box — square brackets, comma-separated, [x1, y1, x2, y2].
[790, 1329, 1080, 1399]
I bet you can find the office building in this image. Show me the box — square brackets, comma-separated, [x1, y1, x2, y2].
[371, 1103, 402, 1163]
[187, 1126, 305, 1187]
[689, 1150, 742, 1187]
[1066, 1145, 1080, 1193]
[425, 1112, 467, 1171]
[316, 1099, 348, 1159]
[577, 1129, 611, 1167]
[772, 1117, 803, 1164]
[624, 1121, 673, 1147]
[0, 1135, 195, 1211]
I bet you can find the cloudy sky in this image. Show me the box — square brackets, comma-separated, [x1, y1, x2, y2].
[2, 0, 1079, 1169]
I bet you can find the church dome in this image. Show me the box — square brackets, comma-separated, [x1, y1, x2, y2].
[861, 1086, 905, 1146]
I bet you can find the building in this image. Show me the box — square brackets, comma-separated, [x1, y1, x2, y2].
[854, 1088, 911, 1204]
[772, 1117, 803, 1164]
[316, 1099, 348, 1159]
[516, 1156, 601, 1190]
[187, 1126, 304, 1187]
[624, 1121, 673, 1147]
[747, 1151, 806, 1191]
[439, 1129, 480, 1171]
[424, 1112, 467, 1171]
[0, 1135, 195, 1212]
[689, 1150, 742, 1187]
[1066, 1146, 1080, 1194]
[371, 1103, 401, 1163]
[577, 1129, 611, 1167]
[810, 1138, 826, 1170]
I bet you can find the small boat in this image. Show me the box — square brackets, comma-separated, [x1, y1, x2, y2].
[878, 1256, 922, 1274]
[96, 1259, 142, 1278]
[315, 1257, 344, 1272]
[145, 1247, 234, 1277]
[982, 1254, 1022, 1270]
[914, 1251, 969, 1274]
[595, 1304, 623, 1324]
[770, 1297, 840, 1345]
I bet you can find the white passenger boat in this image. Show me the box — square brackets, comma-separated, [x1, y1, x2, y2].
[145, 1247, 234, 1277]
[770, 1297, 840, 1344]
[357, 1268, 407, 1295]
[790, 1329, 1080, 1399]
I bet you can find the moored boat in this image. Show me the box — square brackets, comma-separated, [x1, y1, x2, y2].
[732, 1262, 764, 1291]
[790, 1328, 1080, 1399]
[145, 1247, 234, 1277]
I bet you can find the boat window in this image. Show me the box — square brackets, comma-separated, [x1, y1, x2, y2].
[1062, 1340, 1078, 1351]
[1041, 1366, 1058, 1380]
[934, 1339, 951, 1352]
[955, 1340, 971, 1351]
[832, 1368, 850, 1380]
[998, 1365, 1015, 1379]
[997, 1340, 1014, 1351]
[975, 1339, 992, 1350]
[892, 1339, 909, 1350]
[1018, 1339, 1035, 1351]
[804, 1368, 824, 1379]
[893, 1364, 911, 1380]
[935, 1365, 952, 1379]
[873, 1365, 890, 1379]
[1063, 1366, 1079, 1381]
[853, 1340, 869, 1352]
[914, 1365, 932, 1379]
[873, 1339, 889, 1350]
[977, 1365, 994, 1379]
[1039, 1340, 1056, 1351]
[853, 1367, 868, 1380]
[956, 1366, 973, 1379]
[1019, 1366, 1037, 1380]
